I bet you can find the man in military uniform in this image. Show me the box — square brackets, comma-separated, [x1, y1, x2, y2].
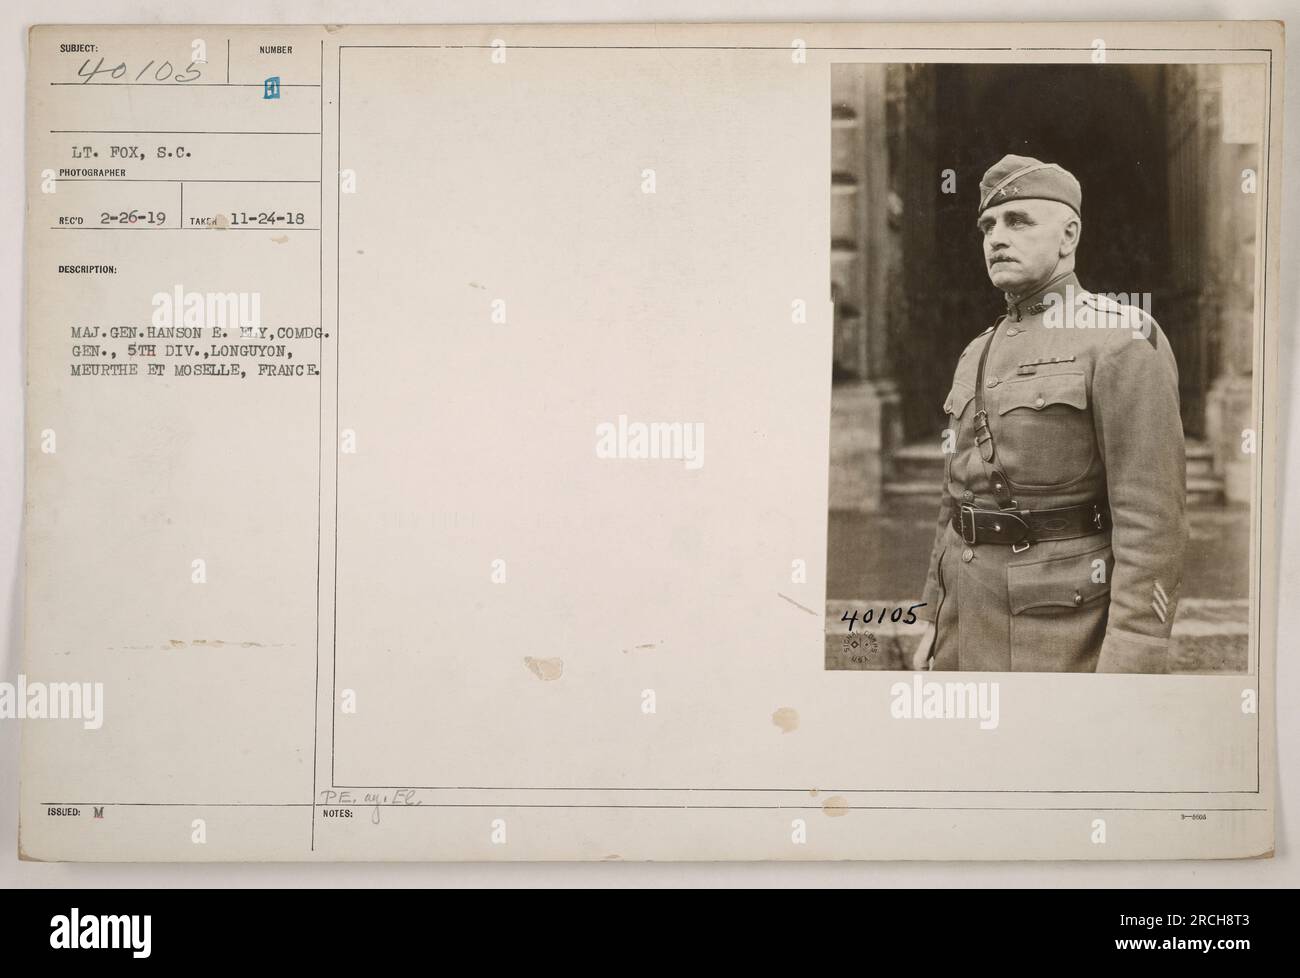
[912, 154, 1188, 673]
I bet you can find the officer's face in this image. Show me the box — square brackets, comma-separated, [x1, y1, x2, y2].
[978, 199, 1079, 293]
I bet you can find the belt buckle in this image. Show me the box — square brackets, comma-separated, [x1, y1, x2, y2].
[959, 504, 978, 545]
[1006, 509, 1033, 553]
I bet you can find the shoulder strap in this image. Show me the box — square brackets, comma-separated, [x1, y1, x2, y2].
[971, 318, 1018, 511]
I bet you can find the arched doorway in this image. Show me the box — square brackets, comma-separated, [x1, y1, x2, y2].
[908, 63, 1177, 439]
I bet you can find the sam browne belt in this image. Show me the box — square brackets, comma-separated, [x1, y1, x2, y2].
[953, 500, 1110, 550]
[954, 308, 1109, 552]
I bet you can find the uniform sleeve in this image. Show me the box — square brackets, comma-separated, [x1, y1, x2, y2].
[1090, 315, 1189, 672]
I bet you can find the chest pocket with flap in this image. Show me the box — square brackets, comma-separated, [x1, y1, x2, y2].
[992, 371, 1095, 489]
[996, 371, 1088, 415]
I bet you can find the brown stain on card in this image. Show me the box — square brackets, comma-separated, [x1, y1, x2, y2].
[771, 707, 799, 733]
[524, 656, 563, 681]
[822, 796, 849, 817]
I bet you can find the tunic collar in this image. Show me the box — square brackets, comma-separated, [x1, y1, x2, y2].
[1004, 269, 1081, 322]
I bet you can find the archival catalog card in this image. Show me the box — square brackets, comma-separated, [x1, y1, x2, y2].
[20, 21, 1282, 861]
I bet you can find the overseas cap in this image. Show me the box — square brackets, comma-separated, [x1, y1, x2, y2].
[978, 154, 1082, 216]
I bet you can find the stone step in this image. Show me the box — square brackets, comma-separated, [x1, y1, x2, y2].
[892, 437, 1216, 457]
[1187, 477, 1226, 507]
[884, 478, 1224, 508]
[883, 479, 944, 500]
[894, 458, 1218, 481]
[824, 598, 1248, 672]
[889, 460, 1211, 486]
[886, 439, 1224, 506]
[892, 444, 1217, 477]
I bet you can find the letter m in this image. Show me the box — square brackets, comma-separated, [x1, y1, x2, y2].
[648, 422, 682, 459]
[48, 682, 82, 719]
[206, 292, 240, 329]
[101, 915, 130, 949]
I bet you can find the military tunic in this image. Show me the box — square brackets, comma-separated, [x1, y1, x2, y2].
[917, 270, 1188, 672]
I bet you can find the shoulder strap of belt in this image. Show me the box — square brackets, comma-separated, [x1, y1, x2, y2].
[972, 317, 1018, 511]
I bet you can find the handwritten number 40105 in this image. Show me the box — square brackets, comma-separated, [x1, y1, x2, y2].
[76, 58, 203, 84]
[842, 604, 926, 631]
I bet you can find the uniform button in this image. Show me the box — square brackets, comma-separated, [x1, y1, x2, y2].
[1073, 591, 1083, 606]
[962, 490, 974, 502]
[986, 376, 999, 388]
[962, 549, 974, 563]
[1034, 396, 1045, 408]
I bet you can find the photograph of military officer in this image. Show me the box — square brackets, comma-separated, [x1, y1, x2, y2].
[911, 155, 1186, 672]
[825, 62, 1260, 675]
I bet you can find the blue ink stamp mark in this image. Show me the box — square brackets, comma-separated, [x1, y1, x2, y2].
[263, 76, 280, 100]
